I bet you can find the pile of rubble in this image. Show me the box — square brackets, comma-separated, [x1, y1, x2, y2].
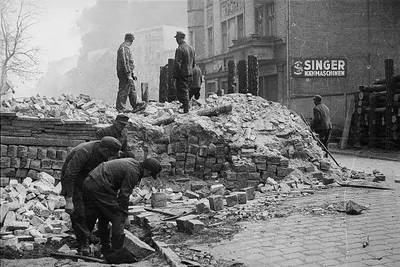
[1, 94, 117, 125]
[0, 172, 70, 251]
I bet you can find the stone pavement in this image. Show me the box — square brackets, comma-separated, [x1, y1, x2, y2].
[194, 156, 400, 267]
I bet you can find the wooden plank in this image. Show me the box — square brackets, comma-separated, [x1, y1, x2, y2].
[340, 99, 355, 149]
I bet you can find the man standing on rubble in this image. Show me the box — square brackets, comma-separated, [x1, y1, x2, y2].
[310, 95, 332, 154]
[190, 64, 202, 100]
[83, 157, 162, 263]
[173, 31, 195, 113]
[61, 136, 122, 256]
[96, 114, 130, 156]
[116, 33, 137, 112]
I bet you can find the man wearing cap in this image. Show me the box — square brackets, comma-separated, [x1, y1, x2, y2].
[310, 95, 332, 153]
[116, 33, 137, 112]
[173, 31, 195, 113]
[190, 64, 203, 100]
[61, 136, 122, 256]
[96, 114, 129, 155]
[83, 157, 162, 261]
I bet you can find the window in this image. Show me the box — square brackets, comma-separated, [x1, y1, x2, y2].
[208, 27, 214, 56]
[189, 30, 195, 48]
[255, 2, 274, 36]
[221, 21, 228, 53]
[228, 17, 236, 46]
[237, 14, 244, 39]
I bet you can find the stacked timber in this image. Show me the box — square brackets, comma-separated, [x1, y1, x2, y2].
[356, 59, 400, 149]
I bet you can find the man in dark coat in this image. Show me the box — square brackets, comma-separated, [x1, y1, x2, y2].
[61, 137, 121, 255]
[96, 114, 129, 155]
[190, 65, 202, 100]
[116, 33, 137, 112]
[310, 95, 332, 152]
[83, 158, 162, 260]
[173, 31, 195, 113]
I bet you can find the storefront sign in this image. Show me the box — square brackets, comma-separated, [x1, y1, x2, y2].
[292, 58, 347, 78]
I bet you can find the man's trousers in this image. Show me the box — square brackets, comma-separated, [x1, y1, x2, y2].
[116, 72, 137, 111]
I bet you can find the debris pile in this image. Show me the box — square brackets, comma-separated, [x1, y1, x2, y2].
[0, 172, 71, 252]
[1, 93, 117, 124]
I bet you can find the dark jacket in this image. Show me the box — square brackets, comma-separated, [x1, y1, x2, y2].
[88, 158, 141, 212]
[61, 141, 107, 198]
[116, 42, 134, 76]
[95, 125, 128, 152]
[311, 103, 332, 131]
[191, 66, 203, 88]
[173, 41, 195, 78]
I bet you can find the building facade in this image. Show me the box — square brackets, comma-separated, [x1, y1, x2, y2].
[134, 25, 186, 100]
[188, 0, 400, 127]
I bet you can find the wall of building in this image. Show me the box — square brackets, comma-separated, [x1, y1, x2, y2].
[188, 0, 205, 59]
[288, 0, 400, 127]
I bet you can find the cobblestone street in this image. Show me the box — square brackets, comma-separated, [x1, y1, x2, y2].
[196, 155, 400, 267]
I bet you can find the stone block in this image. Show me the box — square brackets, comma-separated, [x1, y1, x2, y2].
[0, 157, 11, 168]
[1, 168, 15, 177]
[16, 168, 29, 178]
[56, 150, 67, 161]
[37, 147, 47, 159]
[10, 157, 20, 168]
[226, 194, 238, 207]
[30, 215, 45, 227]
[0, 177, 10, 187]
[319, 161, 331, 171]
[210, 184, 225, 195]
[7, 145, 18, 157]
[236, 192, 247, 204]
[1, 204, 10, 224]
[52, 161, 64, 170]
[124, 229, 155, 260]
[184, 190, 199, 199]
[241, 186, 255, 200]
[312, 172, 324, 181]
[47, 148, 56, 159]
[34, 237, 47, 244]
[17, 146, 28, 158]
[188, 135, 199, 144]
[6, 221, 30, 231]
[305, 165, 315, 172]
[223, 171, 237, 181]
[33, 202, 51, 218]
[41, 159, 53, 169]
[30, 228, 43, 238]
[190, 181, 205, 191]
[322, 177, 335, 185]
[195, 201, 210, 214]
[7, 201, 21, 211]
[1, 145, 8, 156]
[22, 242, 34, 251]
[216, 155, 226, 163]
[187, 220, 205, 234]
[3, 211, 16, 227]
[28, 147, 38, 159]
[233, 163, 248, 172]
[4, 237, 18, 248]
[151, 192, 167, 208]
[29, 159, 41, 171]
[198, 146, 208, 157]
[276, 167, 288, 177]
[208, 195, 224, 211]
[373, 173, 385, 182]
[256, 163, 267, 171]
[176, 214, 198, 232]
[267, 164, 277, 173]
[20, 157, 31, 168]
[279, 183, 291, 193]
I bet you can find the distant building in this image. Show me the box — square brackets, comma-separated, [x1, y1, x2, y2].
[188, 0, 400, 126]
[134, 25, 187, 101]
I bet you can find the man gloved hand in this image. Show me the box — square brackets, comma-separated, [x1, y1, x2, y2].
[65, 197, 74, 214]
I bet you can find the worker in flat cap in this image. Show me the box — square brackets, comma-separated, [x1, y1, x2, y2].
[310, 95, 332, 155]
[96, 114, 130, 156]
[61, 136, 122, 256]
[173, 31, 196, 113]
[83, 157, 162, 262]
[116, 33, 137, 112]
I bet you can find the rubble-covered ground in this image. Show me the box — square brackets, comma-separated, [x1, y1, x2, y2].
[1, 93, 393, 266]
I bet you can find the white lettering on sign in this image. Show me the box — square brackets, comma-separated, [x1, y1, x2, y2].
[292, 58, 347, 78]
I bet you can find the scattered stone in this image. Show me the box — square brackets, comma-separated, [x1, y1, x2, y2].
[225, 194, 238, 207]
[208, 195, 224, 211]
[210, 184, 225, 195]
[241, 187, 255, 200]
[346, 200, 368, 215]
[151, 192, 167, 208]
[124, 229, 155, 260]
[58, 244, 71, 253]
[187, 220, 205, 234]
[184, 190, 200, 199]
[236, 192, 247, 204]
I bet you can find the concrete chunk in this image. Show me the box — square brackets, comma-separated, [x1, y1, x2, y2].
[124, 229, 155, 260]
[208, 195, 224, 211]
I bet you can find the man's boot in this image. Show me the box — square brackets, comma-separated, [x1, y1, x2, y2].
[78, 240, 90, 256]
[183, 105, 189, 113]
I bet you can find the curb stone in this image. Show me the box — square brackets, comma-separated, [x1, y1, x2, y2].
[152, 239, 187, 267]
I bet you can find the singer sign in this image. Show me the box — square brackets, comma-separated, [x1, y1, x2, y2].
[292, 58, 347, 78]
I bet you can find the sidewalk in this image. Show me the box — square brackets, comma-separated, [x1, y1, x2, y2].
[329, 147, 400, 162]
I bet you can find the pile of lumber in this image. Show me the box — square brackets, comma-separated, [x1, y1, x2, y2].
[355, 59, 400, 149]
